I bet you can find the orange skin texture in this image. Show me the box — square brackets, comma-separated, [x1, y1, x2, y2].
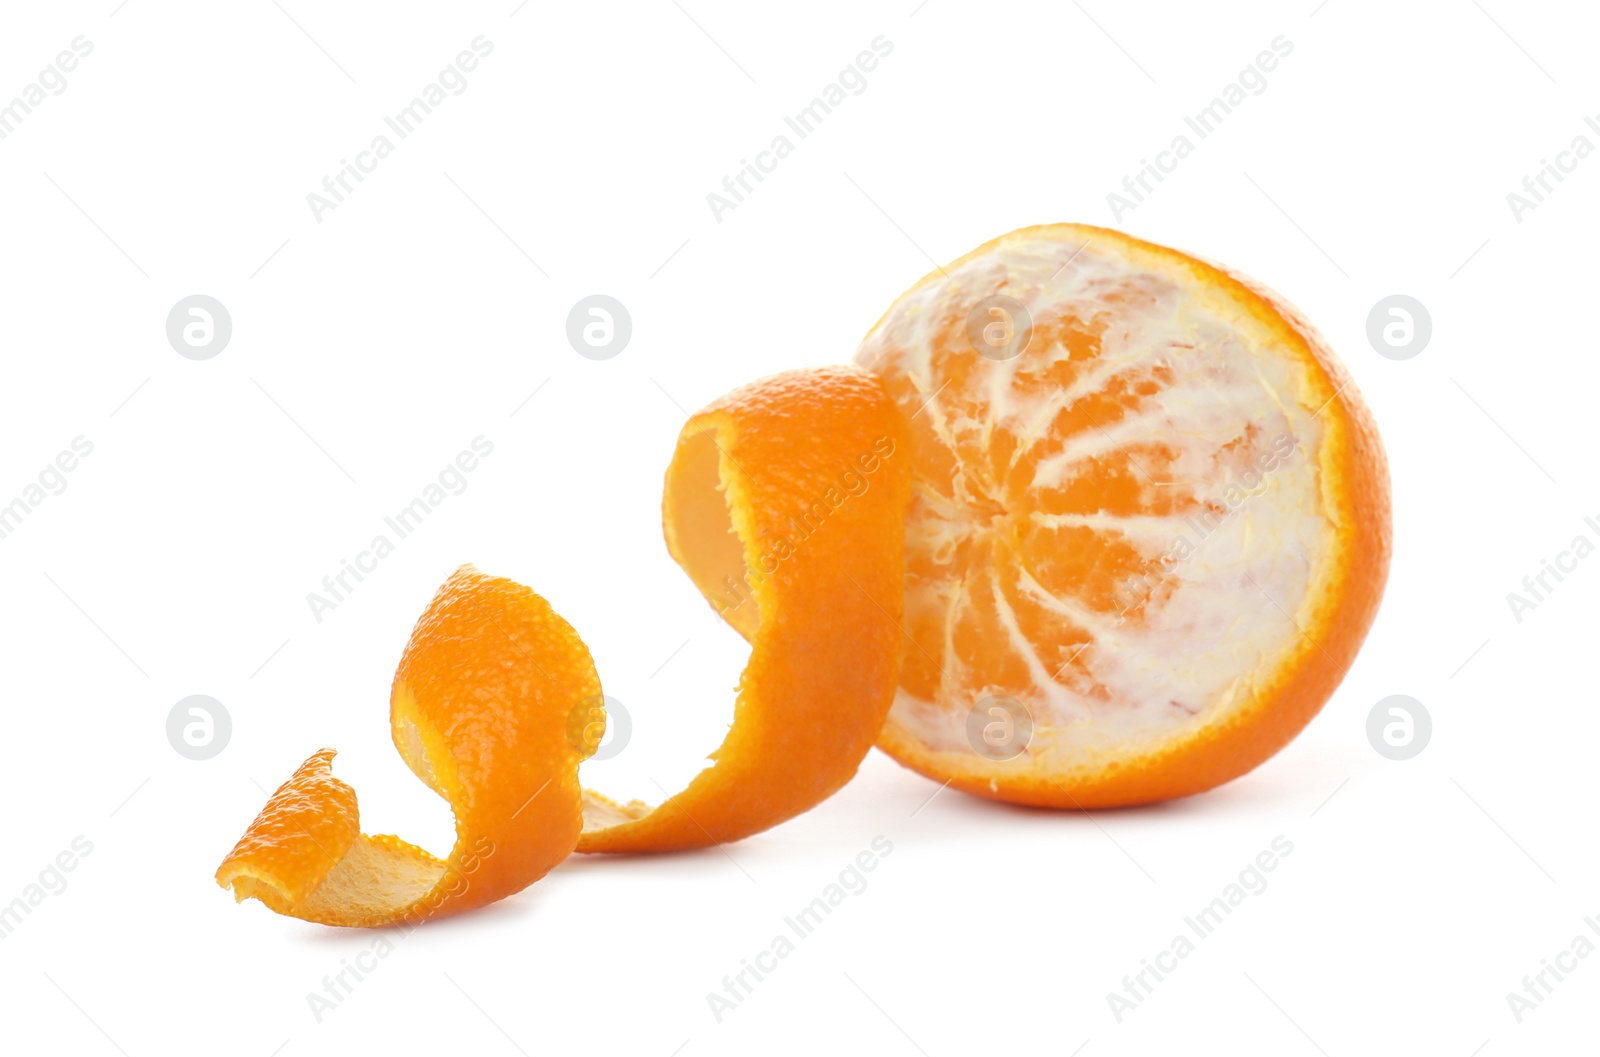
[216, 366, 912, 922]
[215, 567, 599, 926]
[579, 365, 913, 851]
[212, 749, 362, 910]
[861, 224, 1392, 809]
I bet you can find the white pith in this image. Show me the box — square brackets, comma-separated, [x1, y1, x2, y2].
[854, 230, 1330, 770]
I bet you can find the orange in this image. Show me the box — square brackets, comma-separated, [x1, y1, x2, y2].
[853, 223, 1390, 808]
[216, 366, 912, 924]
[215, 224, 1393, 929]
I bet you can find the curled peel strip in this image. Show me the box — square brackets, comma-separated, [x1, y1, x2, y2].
[215, 366, 912, 926]
[214, 573, 598, 927]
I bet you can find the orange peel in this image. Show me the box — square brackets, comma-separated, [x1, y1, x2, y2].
[577, 365, 911, 852]
[215, 566, 598, 926]
[216, 365, 912, 924]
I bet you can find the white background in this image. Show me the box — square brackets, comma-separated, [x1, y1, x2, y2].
[0, 1, 1594, 1053]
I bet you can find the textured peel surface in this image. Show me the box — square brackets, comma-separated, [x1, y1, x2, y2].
[216, 366, 912, 924]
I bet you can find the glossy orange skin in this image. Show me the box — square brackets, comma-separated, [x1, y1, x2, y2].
[580, 365, 913, 851]
[216, 367, 913, 924]
[215, 567, 599, 926]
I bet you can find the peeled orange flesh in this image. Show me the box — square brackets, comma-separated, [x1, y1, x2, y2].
[854, 223, 1390, 808]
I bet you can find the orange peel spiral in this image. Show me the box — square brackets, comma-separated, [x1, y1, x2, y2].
[215, 365, 912, 925]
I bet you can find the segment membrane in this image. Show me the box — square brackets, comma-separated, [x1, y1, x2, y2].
[856, 233, 1326, 762]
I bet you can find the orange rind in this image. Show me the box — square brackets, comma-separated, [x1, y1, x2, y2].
[578, 365, 912, 851]
[216, 366, 912, 924]
[215, 566, 597, 926]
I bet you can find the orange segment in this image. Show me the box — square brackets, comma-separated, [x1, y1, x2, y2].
[854, 223, 1391, 808]
[579, 365, 912, 852]
[215, 565, 599, 926]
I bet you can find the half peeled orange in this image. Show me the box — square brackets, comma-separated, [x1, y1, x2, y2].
[217, 223, 1390, 927]
[854, 223, 1390, 808]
